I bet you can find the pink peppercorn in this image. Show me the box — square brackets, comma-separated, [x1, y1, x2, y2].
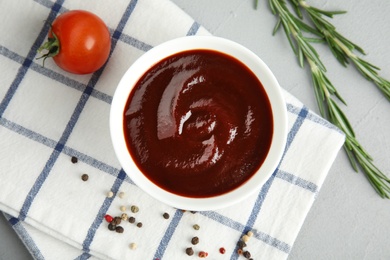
[104, 214, 113, 223]
[219, 247, 226, 254]
[198, 251, 208, 258]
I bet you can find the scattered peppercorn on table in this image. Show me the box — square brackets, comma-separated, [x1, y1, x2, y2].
[0, 0, 389, 259]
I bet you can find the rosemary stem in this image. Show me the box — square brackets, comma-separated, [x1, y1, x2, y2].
[329, 33, 357, 59]
[307, 58, 330, 98]
[299, 0, 309, 9]
[266, 0, 390, 198]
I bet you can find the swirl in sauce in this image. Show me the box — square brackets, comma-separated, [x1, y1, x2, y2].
[123, 50, 273, 198]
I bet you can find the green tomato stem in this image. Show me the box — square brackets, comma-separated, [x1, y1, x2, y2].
[36, 31, 60, 66]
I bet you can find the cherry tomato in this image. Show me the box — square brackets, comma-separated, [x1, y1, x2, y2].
[38, 10, 111, 74]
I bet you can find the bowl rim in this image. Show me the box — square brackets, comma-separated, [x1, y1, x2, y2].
[110, 36, 287, 211]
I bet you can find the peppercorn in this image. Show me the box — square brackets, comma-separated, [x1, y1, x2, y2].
[136, 222, 143, 228]
[191, 236, 199, 245]
[163, 212, 170, 219]
[243, 251, 251, 259]
[242, 235, 249, 243]
[129, 216, 135, 223]
[237, 248, 243, 255]
[237, 240, 246, 249]
[219, 247, 226, 254]
[131, 205, 139, 213]
[71, 156, 78, 164]
[81, 174, 89, 181]
[113, 216, 122, 225]
[247, 231, 254, 237]
[118, 191, 126, 198]
[108, 223, 116, 231]
[129, 243, 137, 250]
[115, 226, 124, 233]
[120, 206, 126, 212]
[193, 224, 200, 230]
[185, 247, 194, 256]
[107, 191, 114, 198]
[104, 214, 113, 223]
[198, 251, 208, 258]
[121, 213, 128, 221]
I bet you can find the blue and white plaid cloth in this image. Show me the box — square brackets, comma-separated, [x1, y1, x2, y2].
[0, 0, 345, 259]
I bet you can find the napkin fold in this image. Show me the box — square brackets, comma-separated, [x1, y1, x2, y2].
[0, 0, 345, 259]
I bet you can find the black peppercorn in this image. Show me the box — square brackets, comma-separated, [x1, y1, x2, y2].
[108, 223, 116, 231]
[237, 240, 246, 248]
[113, 216, 121, 225]
[163, 212, 170, 219]
[136, 222, 143, 228]
[129, 216, 135, 223]
[81, 174, 89, 181]
[115, 226, 124, 233]
[191, 236, 199, 245]
[71, 156, 78, 163]
[243, 251, 251, 259]
[185, 247, 194, 256]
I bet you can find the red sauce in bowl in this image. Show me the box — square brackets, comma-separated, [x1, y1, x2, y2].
[123, 50, 273, 198]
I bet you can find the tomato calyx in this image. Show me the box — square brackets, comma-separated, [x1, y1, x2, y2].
[37, 31, 60, 66]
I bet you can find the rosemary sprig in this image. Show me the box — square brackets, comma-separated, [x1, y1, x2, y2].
[264, 0, 390, 198]
[290, 0, 390, 100]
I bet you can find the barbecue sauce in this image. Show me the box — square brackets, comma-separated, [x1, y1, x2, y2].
[123, 50, 273, 198]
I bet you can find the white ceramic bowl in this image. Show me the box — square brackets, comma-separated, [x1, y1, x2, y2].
[110, 36, 287, 211]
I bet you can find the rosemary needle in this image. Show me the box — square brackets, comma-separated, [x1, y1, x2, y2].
[263, 0, 390, 198]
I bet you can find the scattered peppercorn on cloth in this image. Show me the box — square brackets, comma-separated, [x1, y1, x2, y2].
[0, 0, 345, 259]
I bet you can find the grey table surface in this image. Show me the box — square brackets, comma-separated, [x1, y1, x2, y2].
[1, 0, 389, 259]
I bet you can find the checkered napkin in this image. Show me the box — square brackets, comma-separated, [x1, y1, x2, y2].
[0, 0, 345, 259]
